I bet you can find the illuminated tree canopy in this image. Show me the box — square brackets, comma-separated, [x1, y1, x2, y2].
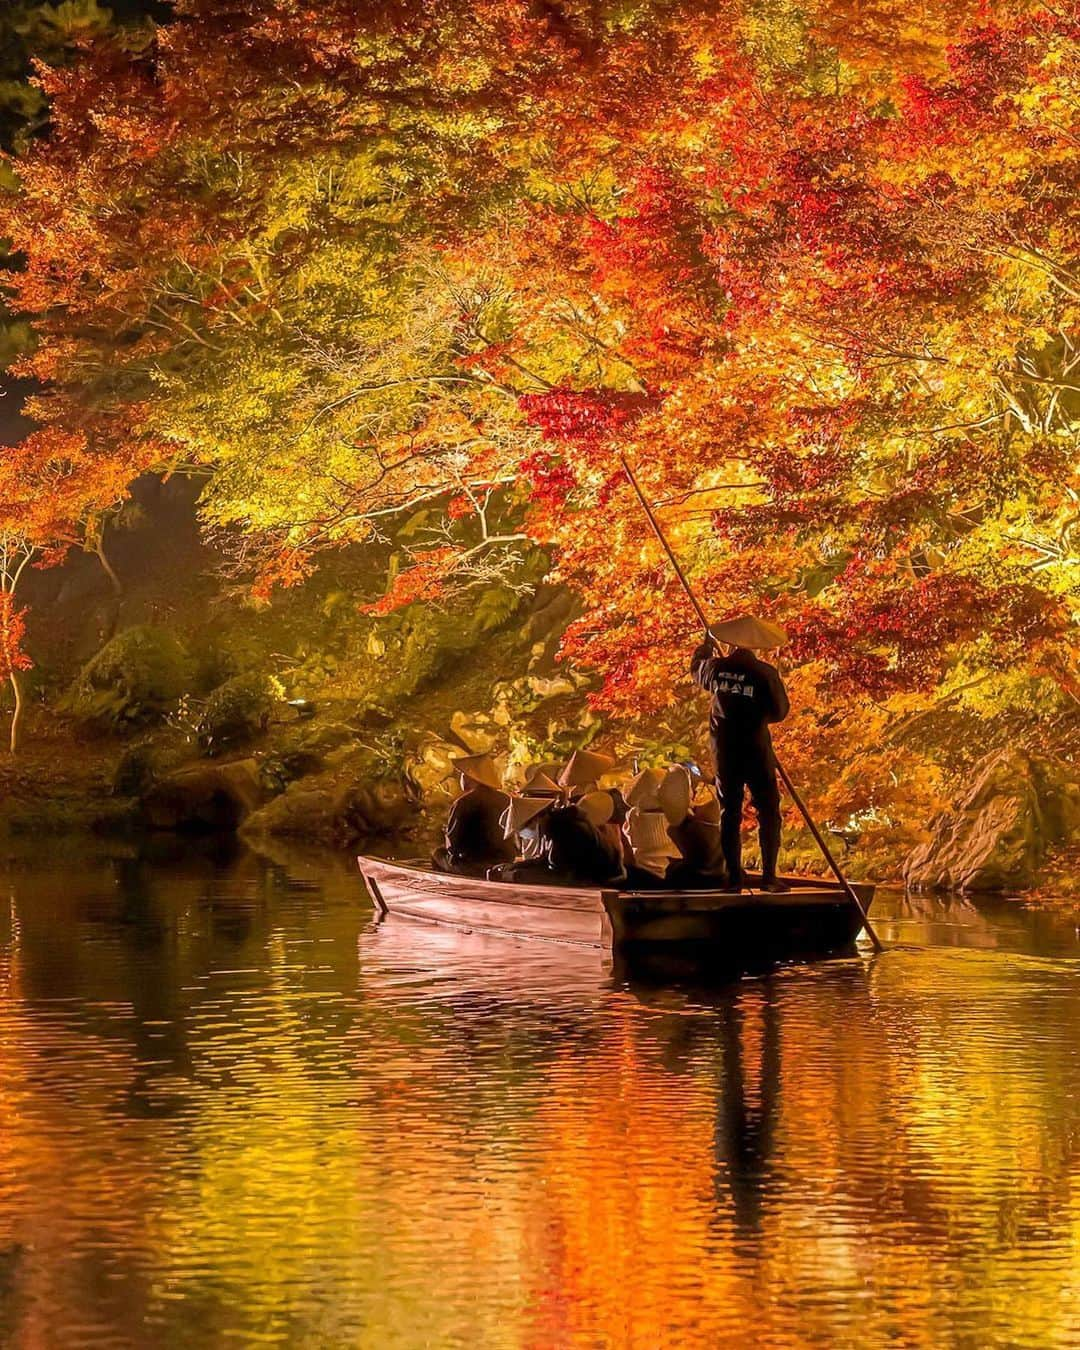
[0, 0, 1076, 823]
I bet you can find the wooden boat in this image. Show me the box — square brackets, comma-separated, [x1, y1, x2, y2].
[357, 856, 875, 963]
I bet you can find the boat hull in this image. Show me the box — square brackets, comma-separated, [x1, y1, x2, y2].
[359, 856, 614, 947]
[358, 857, 875, 963]
[606, 886, 871, 958]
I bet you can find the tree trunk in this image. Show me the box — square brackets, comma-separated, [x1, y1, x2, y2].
[94, 536, 122, 642]
[95, 536, 123, 596]
[9, 670, 23, 755]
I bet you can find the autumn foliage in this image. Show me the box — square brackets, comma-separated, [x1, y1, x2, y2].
[0, 0, 1076, 821]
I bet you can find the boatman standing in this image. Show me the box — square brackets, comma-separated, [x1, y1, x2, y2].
[691, 615, 791, 894]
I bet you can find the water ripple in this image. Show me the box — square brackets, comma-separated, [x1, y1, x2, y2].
[0, 852, 1076, 1349]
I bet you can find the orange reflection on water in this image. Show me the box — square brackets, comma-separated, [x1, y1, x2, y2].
[0, 855, 1076, 1348]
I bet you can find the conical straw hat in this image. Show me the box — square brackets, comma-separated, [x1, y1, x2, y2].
[525, 762, 562, 785]
[558, 749, 616, 788]
[501, 796, 552, 838]
[577, 790, 615, 828]
[708, 614, 788, 650]
[658, 766, 692, 825]
[522, 770, 562, 795]
[625, 767, 664, 808]
[451, 753, 502, 792]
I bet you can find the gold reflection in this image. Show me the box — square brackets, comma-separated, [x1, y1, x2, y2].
[0, 858, 1076, 1348]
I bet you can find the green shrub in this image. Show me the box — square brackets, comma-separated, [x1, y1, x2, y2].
[197, 673, 277, 755]
[258, 749, 324, 794]
[67, 625, 194, 727]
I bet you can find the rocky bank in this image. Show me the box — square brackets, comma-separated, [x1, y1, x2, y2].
[904, 750, 1080, 894]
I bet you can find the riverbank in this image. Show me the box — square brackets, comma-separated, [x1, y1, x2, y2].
[1, 718, 1076, 907]
[5, 473, 1077, 903]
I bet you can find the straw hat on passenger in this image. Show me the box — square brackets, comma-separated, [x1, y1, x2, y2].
[625, 766, 665, 809]
[691, 793, 721, 826]
[708, 614, 788, 650]
[524, 763, 562, 788]
[577, 790, 615, 828]
[658, 766, 693, 826]
[558, 749, 616, 788]
[451, 753, 502, 792]
[501, 796, 552, 838]
[522, 769, 563, 796]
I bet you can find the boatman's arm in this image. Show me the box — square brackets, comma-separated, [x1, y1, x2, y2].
[690, 640, 721, 692]
[762, 662, 790, 723]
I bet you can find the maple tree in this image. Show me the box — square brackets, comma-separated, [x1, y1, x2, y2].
[1, 0, 1076, 833]
[0, 2, 166, 754]
[0, 422, 141, 749]
[0, 539, 34, 754]
[0, 1, 164, 404]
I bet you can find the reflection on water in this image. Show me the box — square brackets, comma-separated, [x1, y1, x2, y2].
[0, 843, 1076, 1348]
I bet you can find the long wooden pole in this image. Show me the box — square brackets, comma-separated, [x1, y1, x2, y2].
[619, 454, 884, 953]
[621, 455, 711, 632]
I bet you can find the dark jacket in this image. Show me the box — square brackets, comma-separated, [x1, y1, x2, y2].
[690, 643, 790, 756]
[545, 803, 625, 884]
[445, 784, 515, 865]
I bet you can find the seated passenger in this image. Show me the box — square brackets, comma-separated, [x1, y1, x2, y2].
[432, 754, 515, 876]
[623, 768, 680, 884]
[605, 786, 635, 871]
[577, 788, 621, 856]
[499, 795, 555, 862]
[665, 784, 728, 889]
[499, 794, 624, 886]
[546, 799, 625, 884]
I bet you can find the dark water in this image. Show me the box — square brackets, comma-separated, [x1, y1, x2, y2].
[0, 843, 1077, 1349]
